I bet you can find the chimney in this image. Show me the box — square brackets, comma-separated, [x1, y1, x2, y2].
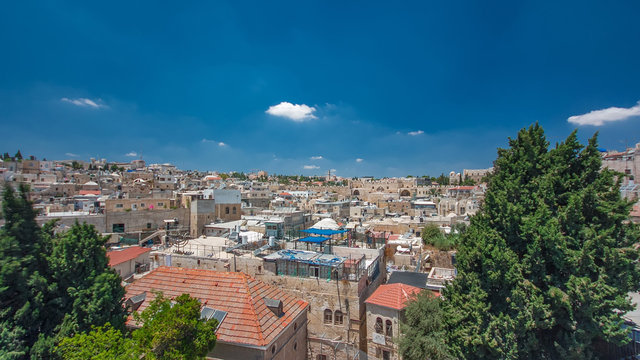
[264, 298, 284, 317]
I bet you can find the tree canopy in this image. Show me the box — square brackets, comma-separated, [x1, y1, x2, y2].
[0, 185, 125, 358]
[57, 293, 218, 360]
[403, 124, 640, 359]
[444, 125, 640, 359]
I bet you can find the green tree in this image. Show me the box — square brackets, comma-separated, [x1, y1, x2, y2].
[421, 224, 443, 245]
[48, 222, 126, 340]
[56, 323, 135, 360]
[443, 125, 640, 359]
[14, 150, 22, 161]
[399, 291, 452, 360]
[132, 293, 217, 359]
[0, 185, 50, 359]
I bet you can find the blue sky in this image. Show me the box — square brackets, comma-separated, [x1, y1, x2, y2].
[2, 1, 640, 177]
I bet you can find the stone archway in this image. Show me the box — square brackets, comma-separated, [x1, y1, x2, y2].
[352, 189, 360, 196]
[400, 189, 411, 197]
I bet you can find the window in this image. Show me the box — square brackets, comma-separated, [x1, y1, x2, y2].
[385, 319, 392, 337]
[324, 309, 333, 324]
[375, 317, 383, 334]
[112, 224, 125, 233]
[225, 207, 230, 214]
[146, 223, 152, 229]
[334, 310, 343, 325]
[157, 202, 164, 207]
[382, 350, 390, 360]
[316, 355, 327, 360]
[232, 207, 236, 214]
[140, 203, 145, 208]
[294, 341, 297, 351]
[115, 203, 123, 208]
[271, 345, 275, 354]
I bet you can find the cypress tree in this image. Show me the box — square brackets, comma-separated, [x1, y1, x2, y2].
[443, 125, 640, 359]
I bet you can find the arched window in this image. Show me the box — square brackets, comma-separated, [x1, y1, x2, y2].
[324, 309, 333, 324]
[385, 319, 392, 337]
[225, 206, 230, 214]
[334, 310, 343, 325]
[375, 317, 383, 334]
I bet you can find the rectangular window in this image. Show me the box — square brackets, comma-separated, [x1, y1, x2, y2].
[115, 204, 123, 208]
[112, 224, 125, 233]
[157, 202, 164, 207]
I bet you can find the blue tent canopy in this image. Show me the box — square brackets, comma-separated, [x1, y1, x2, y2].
[300, 228, 348, 236]
[297, 236, 331, 243]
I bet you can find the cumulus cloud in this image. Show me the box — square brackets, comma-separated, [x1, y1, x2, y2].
[408, 130, 424, 136]
[202, 138, 228, 147]
[125, 152, 138, 157]
[65, 152, 79, 157]
[310, 156, 323, 160]
[303, 165, 320, 170]
[266, 102, 317, 122]
[356, 158, 364, 163]
[61, 97, 107, 109]
[568, 101, 640, 126]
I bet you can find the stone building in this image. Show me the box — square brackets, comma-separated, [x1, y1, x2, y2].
[124, 267, 309, 360]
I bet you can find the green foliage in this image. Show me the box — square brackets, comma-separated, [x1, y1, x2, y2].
[399, 291, 453, 360]
[14, 150, 22, 160]
[0, 186, 125, 358]
[49, 222, 126, 339]
[421, 224, 442, 245]
[443, 125, 640, 359]
[132, 292, 217, 360]
[57, 293, 218, 360]
[0, 185, 50, 358]
[421, 224, 457, 250]
[57, 323, 135, 360]
[71, 161, 82, 170]
[219, 173, 229, 180]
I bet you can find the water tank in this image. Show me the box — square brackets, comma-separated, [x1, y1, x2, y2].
[269, 236, 276, 247]
[241, 234, 248, 244]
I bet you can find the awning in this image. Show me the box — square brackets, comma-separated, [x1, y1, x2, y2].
[300, 228, 349, 236]
[297, 236, 331, 243]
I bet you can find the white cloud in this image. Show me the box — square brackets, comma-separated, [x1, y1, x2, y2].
[303, 165, 320, 170]
[310, 156, 323, 160]
[408, 130, 424, 136]
[202, 138, 228, 147]
[65, 152, 79, 157]
[356, 158, 364, 163]
[266, 102, 317, 122]
[61, 97, 107, 109]
[125, 152, 137, 157]
[568, 101, 640, 126]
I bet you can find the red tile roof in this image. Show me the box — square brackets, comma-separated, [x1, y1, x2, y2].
[107, 246, 152, 266]
[124, 267, 309, 348]
[79, 190, 101, 195]
[365, 283, 425, 310]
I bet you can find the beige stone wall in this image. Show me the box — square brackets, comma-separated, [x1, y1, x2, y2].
[105, 198, 173, 213]
[366, 304, 401, 360]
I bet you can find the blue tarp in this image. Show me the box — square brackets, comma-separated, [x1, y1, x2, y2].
[301, 228, 348, 235]
[297, 236, 330, 243]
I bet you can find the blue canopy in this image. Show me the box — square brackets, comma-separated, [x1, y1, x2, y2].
[297, 236, 330, 243]
[300, 228, 349, 236]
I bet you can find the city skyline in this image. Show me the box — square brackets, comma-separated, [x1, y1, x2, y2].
[2, 1, 640, 177]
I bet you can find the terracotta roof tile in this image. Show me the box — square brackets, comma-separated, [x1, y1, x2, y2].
[124, 267, 309, 348]
[365, 283, 426, 310]
[107, 246, 151, 267]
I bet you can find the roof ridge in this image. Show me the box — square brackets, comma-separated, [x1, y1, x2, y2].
[241, 273, 267, 345]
